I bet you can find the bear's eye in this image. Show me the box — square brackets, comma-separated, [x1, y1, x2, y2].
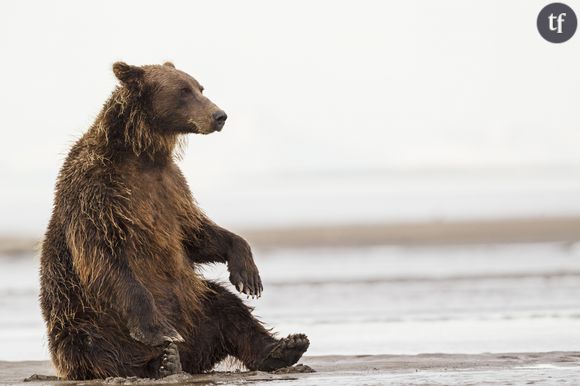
[180, 87, 192, 96]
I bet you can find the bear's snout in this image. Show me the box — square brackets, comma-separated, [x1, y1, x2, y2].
[212, 110, 227, 132]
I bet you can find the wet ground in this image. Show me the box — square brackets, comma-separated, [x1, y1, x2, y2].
[2, 352, 579, 385]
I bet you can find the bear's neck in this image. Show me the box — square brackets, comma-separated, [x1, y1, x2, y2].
[91, 88, 179, 166]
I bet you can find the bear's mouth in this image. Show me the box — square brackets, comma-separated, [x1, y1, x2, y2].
[186, 119, 206, 134]
[187, 119, 217, 135]
[187, 119, 200, 133]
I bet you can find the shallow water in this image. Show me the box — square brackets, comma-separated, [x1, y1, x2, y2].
[1, 242, 580, 360]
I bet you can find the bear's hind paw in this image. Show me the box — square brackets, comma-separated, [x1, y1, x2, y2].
[257, 334, 310, 372]
[158, 342, 182, 378]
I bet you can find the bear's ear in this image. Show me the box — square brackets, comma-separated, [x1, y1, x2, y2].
[163, 61, 175, 68]
[113, 62, 145, 86]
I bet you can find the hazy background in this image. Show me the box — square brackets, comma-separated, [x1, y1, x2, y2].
[1, 0, 580, 235]
[1, 0, 580, 366]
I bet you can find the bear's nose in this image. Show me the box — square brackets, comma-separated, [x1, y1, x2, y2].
[213, 110, 227, 131]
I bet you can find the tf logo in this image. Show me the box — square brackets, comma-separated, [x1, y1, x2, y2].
[537, 3, 577, 43]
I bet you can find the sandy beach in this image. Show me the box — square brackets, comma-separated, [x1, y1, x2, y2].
[1, 352, 579, 385]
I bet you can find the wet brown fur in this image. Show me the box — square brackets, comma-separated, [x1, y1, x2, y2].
[39, 62, 306, 380]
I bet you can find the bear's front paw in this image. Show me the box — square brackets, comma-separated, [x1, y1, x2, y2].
[129, 321, 184, 347]
[227, 237, 263, 298]
[228, 259, 263, 299]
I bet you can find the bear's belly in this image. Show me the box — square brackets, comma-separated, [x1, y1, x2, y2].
[125, 168, 207, 323]
[129, 238, 205, 328]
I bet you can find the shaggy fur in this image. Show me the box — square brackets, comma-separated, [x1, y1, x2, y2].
[39, 62, 309, 380]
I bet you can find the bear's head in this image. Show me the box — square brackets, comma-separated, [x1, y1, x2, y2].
[112, 61, 227, 135]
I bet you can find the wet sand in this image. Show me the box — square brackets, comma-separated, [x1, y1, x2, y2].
[2, 352, 579, 385]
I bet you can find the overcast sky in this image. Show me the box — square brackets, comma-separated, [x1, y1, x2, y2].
[0, 0, 579, 234]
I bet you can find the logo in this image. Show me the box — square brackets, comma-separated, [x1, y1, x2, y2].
[537, 3, 577, 43]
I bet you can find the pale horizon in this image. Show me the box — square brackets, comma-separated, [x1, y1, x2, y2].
[1, 0, 579, 234]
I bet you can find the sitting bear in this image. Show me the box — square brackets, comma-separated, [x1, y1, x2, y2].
[39, 61, 309, 380]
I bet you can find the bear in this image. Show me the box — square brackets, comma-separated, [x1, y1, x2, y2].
[39, 61, 309, 380]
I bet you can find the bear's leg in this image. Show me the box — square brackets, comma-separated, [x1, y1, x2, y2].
[180, 281, 309, 373]
[49, 326, 158, 380]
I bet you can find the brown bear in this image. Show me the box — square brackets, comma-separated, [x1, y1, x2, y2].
[39, 61, 309, 380]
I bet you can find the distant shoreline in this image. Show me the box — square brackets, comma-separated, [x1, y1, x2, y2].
[3, 216, 580, 256]
[239, 216, 580, 249]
